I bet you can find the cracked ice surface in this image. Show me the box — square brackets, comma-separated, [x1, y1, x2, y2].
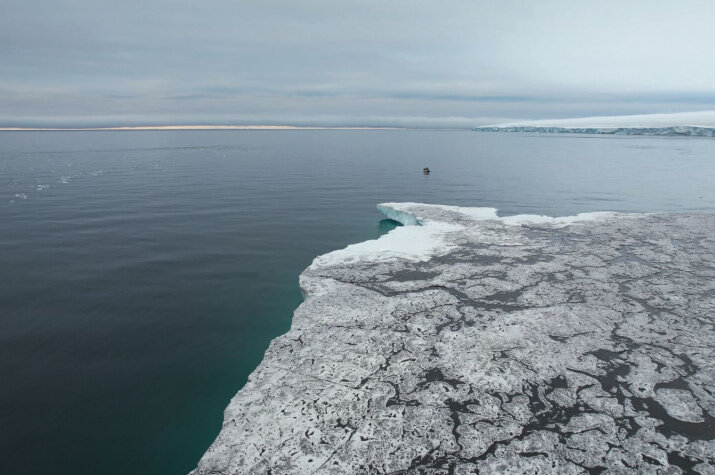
[192, 203, 715, 474]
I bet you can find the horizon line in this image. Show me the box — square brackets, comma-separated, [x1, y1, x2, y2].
[0, 124, 469, 132]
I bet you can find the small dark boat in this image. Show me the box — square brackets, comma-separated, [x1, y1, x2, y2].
[423, 167, 431, 174]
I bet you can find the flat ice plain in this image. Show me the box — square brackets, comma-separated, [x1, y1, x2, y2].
[193, 203, 715, 474]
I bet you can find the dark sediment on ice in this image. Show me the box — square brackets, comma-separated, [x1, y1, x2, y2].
[193, 203, 715, 474]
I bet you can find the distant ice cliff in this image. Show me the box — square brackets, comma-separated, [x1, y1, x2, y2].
[192, 203, 715, 474]
[474, 110, 715, 136]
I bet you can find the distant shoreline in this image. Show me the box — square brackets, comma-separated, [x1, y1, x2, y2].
[472, 111, 715, 136]
[472, 125, 715, 137]
[0, 125, 465, 132]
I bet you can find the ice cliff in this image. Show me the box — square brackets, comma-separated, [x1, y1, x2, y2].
[473, 126, 715, 136]
[192, 203, 715, 474]
[474, 111, 715, 136]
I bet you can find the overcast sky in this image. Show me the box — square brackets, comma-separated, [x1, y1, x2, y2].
[2, 0, 715, 127]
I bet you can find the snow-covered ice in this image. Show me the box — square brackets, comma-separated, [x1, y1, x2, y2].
[475, 110, 715, 136]
[193, 203, 715, 474]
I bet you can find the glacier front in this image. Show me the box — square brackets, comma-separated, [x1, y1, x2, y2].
[192, 203, 715, 474]
[473, 110, 715, 136]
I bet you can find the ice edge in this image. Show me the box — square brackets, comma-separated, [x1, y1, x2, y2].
[309, 203, 626, 271]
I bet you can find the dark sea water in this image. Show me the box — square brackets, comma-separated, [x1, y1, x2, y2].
[1, 130, 714, 474]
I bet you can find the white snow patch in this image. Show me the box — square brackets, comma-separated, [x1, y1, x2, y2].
[500, 212, 621, 227]
[310, 203, 624, 270]
[310, 221, 461, 268]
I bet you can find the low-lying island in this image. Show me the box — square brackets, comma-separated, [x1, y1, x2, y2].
[193, 203, 714, 474]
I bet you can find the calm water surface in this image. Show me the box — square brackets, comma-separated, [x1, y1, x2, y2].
[1, 130, 714, 474]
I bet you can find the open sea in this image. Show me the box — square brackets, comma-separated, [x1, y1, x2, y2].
[1, 130, 715, 474]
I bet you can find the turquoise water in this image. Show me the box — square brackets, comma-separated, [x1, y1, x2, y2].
[1, 130, 714, 474]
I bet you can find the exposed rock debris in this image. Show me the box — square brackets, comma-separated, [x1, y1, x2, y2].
[193, 204, 715, 474]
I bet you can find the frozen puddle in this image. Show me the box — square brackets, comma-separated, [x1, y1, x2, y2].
[193, 203, 715, 474]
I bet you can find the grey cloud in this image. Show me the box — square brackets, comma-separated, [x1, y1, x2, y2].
[2, 0, 715, 127]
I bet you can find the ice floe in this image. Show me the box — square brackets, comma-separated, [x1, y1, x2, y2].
[193, 203, 715, 474]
